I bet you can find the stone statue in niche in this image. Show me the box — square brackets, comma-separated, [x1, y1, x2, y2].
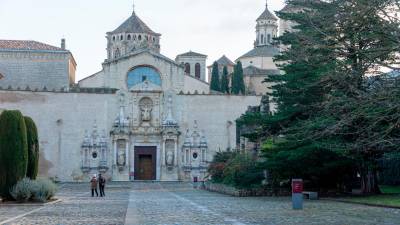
[165, 140, 175, 167]
[117, 149, 126, 167]
[139, 97, 153, 122]
[166, 151, 174, 166]
[117, 140, 126, 167]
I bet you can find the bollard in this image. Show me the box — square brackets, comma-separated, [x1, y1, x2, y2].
[292, 179, 303, 210]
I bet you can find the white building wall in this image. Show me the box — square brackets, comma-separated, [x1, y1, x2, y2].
[0, 90, 261, 182]
[240, 56, 278, 70]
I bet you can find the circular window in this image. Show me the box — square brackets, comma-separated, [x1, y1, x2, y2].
[92, 152, 98, 159]
[193, 152, 198, 159]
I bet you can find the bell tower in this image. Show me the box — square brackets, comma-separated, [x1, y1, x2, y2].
[255, 0, 278, 47]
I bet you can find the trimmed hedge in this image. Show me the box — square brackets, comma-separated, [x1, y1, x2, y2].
[0, 110, 28, 199]
[24, 117, 39, 180]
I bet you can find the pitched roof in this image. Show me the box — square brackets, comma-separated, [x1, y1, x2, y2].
[257, 2, 278, 21]
[238, 45, 280, 59]
[109, 11, 160, 36]
[177, 51, 207, 58]
[243, 65, 280, 76]
[0, 40, 66, 52]
[217, 55, 235, 66]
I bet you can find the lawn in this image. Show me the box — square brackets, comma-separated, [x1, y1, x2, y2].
[380, 185, 400, 194]
[337, 186, 400, 208]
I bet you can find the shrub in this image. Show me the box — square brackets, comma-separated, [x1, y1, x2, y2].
[208, 152, 237, 183]
[31, 178, 57, 202]
[24, 117, 39, 179]
[10, 178, 34, 202]
[0, 110, 28, 199]
[222, 153, 264, 189]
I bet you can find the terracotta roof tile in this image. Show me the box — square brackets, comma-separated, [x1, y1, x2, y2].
[0, 40, 65, 52]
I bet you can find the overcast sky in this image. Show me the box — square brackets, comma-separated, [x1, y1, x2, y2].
[0, 0, 285, 81]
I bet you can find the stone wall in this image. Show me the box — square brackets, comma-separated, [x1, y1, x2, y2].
[0, 90, 261, 182]
[0, 51, 74, 91]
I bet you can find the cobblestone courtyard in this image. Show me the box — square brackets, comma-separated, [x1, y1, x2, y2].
[0, 182, 399, 225]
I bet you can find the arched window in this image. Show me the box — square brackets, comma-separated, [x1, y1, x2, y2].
[195, 63, 201, 79]
[267, 34, 271, 44]
[184, 63, 191, 75]
[261, 34, 264, 44]
[120, 35, 124, 41]
[127, 35, 131, 40]
[113, 36, 116, 41]
[127, 66, 162, 89]
[138, 35, 142, 41]
[114, 48, 120, 58]
[153, 37, 156, 42]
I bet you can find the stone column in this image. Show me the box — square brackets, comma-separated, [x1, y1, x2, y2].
[174, 139, 178, 166]
[113, 141, 117, 165]
[125, 139, 129, 167]
[162, 138, 166, 166]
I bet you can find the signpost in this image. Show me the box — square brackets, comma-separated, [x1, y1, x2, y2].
[292, 179, 303, 210]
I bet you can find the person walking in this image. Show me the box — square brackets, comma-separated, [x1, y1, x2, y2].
[99, 174, 106, 197]
[90, 175, 99, 197]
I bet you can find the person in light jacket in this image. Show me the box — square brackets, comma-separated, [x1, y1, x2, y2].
[90, 175, 99, 197]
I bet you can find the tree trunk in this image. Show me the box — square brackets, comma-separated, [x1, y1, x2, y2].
[360, 165, 381, 195]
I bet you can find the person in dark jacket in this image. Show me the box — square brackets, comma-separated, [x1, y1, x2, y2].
[90, 175, 99, 197]
[99, 174, 106, 197]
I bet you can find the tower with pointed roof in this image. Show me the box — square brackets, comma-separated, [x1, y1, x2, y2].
[106, 3, 161, 60]
[255, 0, 278, 47]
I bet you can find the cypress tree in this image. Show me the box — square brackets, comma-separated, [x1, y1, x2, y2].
[220, 66, 230, 94]
[232, 61, 245, 94]
[24, 116, 39, 180]
[0, 110, 28, 199]
[210, 61, 220, 92]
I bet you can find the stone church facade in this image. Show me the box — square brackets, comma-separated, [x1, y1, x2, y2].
[0, 6, 263, 182]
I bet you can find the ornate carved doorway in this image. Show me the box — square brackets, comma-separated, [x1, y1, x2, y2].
[134, 146, 157, 180]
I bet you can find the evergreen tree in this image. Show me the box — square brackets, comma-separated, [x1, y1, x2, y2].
[232, 61, 245, 94]
[24, 116, 39, 180]
[220, 66, 230, 94]
[0, 110, 28, 199]
[210, 61, 220, 92]
[244, 0, 400, 193]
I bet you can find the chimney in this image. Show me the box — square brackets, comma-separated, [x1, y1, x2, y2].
[61, 38, 66, 50]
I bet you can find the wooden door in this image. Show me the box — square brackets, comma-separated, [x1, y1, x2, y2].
[137, 155, 153, 180]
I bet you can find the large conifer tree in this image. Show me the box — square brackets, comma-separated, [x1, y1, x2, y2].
[232, 61, 245, 94]
[0, 110, 28, 199]
[257, 0, 400, 194]
[210, 62, 220, 92]
[24, 116, 39, 180]
[220, 66, 230, 94]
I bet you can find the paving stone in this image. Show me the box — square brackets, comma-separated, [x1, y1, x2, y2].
[0, 182, 399, 225]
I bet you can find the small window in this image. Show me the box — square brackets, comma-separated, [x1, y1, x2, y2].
[195, 63, 201, 79]
[113, 36, 116, 41]
[146, 36, 149, 41]
[138, 35, 142, 41]
[120, 35, 124, 41]
[114, 48, 121, 58]
[261, 34, 264, 44]
[267, 34, 271, 43]
[184, 63, 190, 75]
[92, 152, 98, 159]
[127, 35, 131, 40]
[153, 37, 156, 42]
